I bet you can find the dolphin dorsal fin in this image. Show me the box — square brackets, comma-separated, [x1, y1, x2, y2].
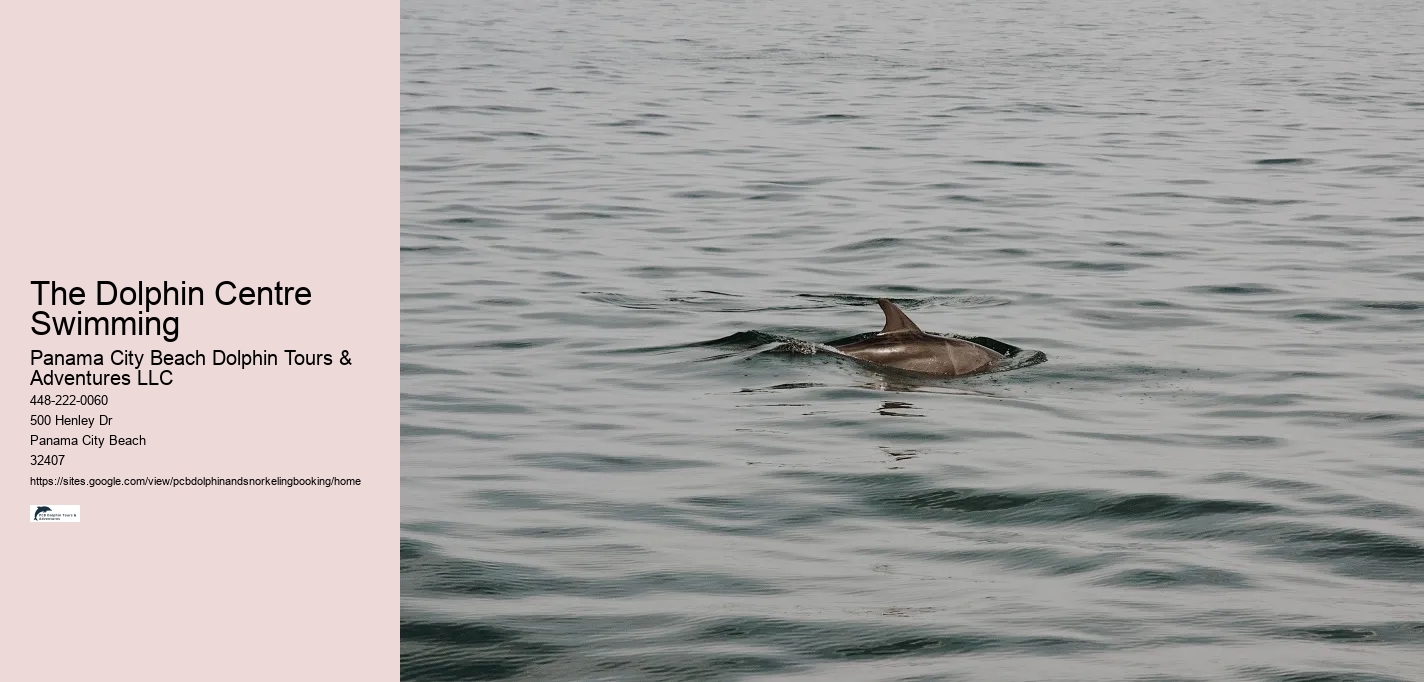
[876, 298, 922, 334]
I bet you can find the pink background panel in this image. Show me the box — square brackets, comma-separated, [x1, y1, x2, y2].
[1, 2, 397, 680]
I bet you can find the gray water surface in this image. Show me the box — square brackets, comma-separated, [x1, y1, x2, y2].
[401, 1, 1424, 679]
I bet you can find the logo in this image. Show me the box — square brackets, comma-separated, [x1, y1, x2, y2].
[30, 505, 80, 522]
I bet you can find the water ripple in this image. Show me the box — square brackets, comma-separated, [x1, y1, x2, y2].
[403, 0, 1424, 678]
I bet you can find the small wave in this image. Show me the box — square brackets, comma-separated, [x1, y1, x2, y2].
[969, 159, 1063, 168]
[826, 236, 915, 252]
[1184, 283, 1284, 296]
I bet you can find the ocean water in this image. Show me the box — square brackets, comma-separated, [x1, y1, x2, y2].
[400, 1, 1424, 679]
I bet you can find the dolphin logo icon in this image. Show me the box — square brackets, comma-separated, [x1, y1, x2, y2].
[33, 506, 52, 520]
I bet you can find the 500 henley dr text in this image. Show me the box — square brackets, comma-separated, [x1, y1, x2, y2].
[29, 280, 312, 343]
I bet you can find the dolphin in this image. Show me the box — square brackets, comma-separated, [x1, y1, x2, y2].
[832, 299, 1004, 377]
